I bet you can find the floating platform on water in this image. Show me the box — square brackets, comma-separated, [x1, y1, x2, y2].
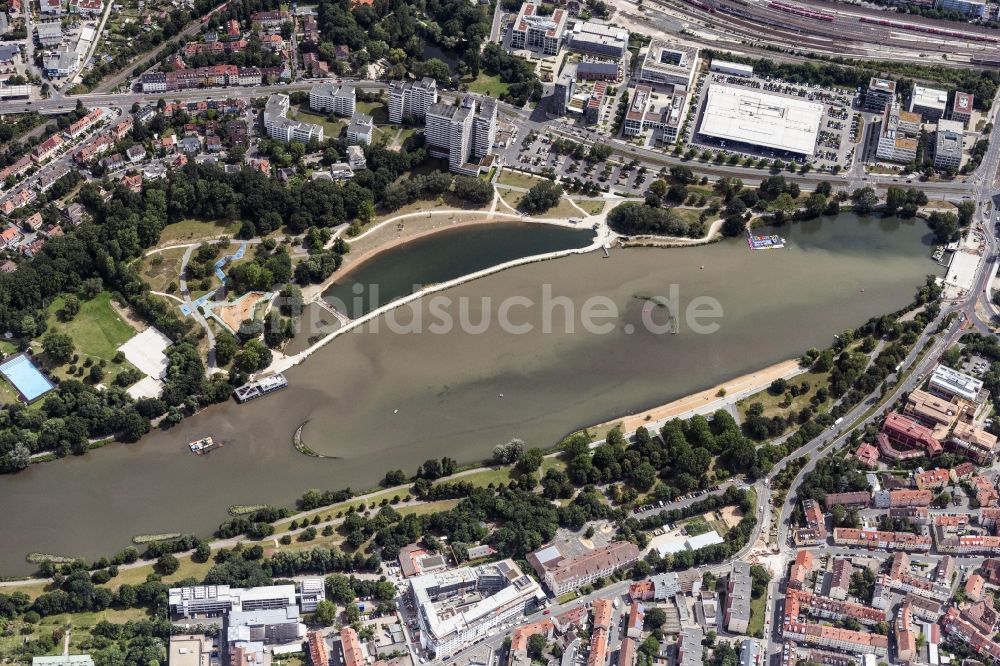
[189, 436, 222, 454]
[747, 231, 786, 250]
[233, 373, 288, 403]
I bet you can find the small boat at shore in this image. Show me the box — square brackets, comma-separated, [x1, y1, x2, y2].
[189, 437, 222, 454]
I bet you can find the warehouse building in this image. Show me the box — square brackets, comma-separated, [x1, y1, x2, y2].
[935, 0, 987, 17]
[710, 60, 753, 77]
[696, 85, 823, 157]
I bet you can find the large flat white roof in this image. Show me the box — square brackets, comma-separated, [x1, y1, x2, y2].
[699, 85, 824, 156]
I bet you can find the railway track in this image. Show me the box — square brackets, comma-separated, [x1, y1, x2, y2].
[641, 0, 998, 66]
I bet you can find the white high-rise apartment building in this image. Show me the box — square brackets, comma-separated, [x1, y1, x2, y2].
[308, 83, 356, 117]
[388, 78, 438, 124]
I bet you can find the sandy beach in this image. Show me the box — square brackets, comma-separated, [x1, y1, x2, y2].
[592, 358, 806, 435]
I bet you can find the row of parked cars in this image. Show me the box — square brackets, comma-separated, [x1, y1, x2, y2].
[631, 485, 723, 514]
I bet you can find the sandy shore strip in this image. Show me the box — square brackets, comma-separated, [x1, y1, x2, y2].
[302, 210, 601, 301]
[591, 358, 806, 436]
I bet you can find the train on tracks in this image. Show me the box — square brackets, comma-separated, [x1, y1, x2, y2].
[858, 15, 999, 44]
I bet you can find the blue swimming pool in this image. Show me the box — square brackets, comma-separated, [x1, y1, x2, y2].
[0, 354, 54, 402]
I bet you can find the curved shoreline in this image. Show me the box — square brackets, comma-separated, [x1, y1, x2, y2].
[269, 217, 617, 375]
[310, 215, 597, 300]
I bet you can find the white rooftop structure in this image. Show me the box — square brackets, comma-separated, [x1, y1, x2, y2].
[929, 364, 984, 403]
[686, 531, 725, 550]
[32, 658, 95, 666]
[411, 559, 544, 658]
[910, 86, 948, 116]
[169, 584, 297, 618]
[710, 60, 754, 77]
[117, 326, 171, 380]
[298, 577, 326, 612]
[699, 85, 823, 156]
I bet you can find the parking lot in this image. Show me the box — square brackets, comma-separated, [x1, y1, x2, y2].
[686, 72, 857, 173]
[502, 128, 660, 197]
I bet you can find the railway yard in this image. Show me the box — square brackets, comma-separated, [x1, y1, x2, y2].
[628, 0, 1000, 65]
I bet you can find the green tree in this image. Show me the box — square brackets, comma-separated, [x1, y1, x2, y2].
[313, 599, 337, 626]
[156, 553, 180, 575]
[526, 633, 547, 660]
[42, 331, 74, 364]
[62, 294, 81, 320]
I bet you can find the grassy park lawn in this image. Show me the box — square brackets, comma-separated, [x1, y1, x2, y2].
[672, 207, 707, 227]
[290, 107, 346, 139]
[44, 292, 135, 362]
[497, 170, 548, 190]
[464, 72, 510, 98]
[158, 218, 241, 246]
[573, 199, 606, 216]
[0, 375, 20, 404]
[139, 246, 186, 293]
[0, 607, 152, 657]
[736, 368, 828, 420]
[357, 101, 389, 125]
[41, 292, 140, 382]
[748, 593, 766, 637]
[499, 190, 583, 219]
[680, 515, 713, 537]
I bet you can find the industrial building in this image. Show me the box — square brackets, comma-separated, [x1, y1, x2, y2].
[409, 559, 545, 658]
[510, 3, 568, 56]
[425, 95, 497, 176]
[697, 85, 823, 157]
[42, 50, 79, 78]
[864, 77, 896, 113]
[935, 0, 987, 17]
[566, 21, 629, 59]
[638, 39, 699, 89]
[388, 77, 438, 124]
[263, 94, 324, 144]
[910, 85, 948, 121]
[710, 59, 753, 77]
[35, 21, 63, 47]
[934, 119, 964, 170]
[308, 82, 356, 117]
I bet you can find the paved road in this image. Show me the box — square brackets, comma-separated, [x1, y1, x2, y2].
[178, 244, 218, 371]
[0, 79, 986, 200]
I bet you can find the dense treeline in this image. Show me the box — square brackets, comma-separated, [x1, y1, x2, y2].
[608, 203, 694, 237]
